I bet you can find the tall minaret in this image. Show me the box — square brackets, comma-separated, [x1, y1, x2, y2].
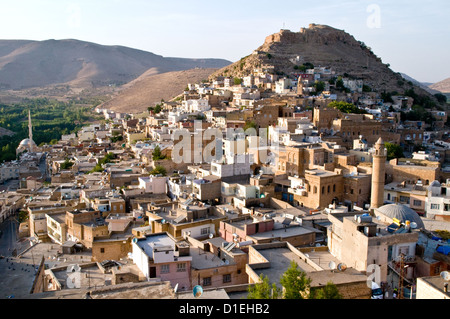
[370, 137, 387, 210]
[28, 110, 34, 153]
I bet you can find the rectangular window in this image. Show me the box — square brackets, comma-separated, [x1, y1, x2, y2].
[431, 204, 440, 210]
[201, 227, 209, 235]
[100, 248, 105, 253]
[160, 264, 170, 274]
[177, 263, 186, 272]
[223, 274, 232, 283]
[413, 200, 422, 207]
[203, 277, 212, 286]
[399, 196, 410, 204]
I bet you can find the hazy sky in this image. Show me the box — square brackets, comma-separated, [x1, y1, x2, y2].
[1, 0, 449, 83]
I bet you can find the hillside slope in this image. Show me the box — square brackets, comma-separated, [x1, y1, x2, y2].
[100, 68, 217, 113]
[429, 77, 450, 93]
[210, 24, 434, 99]
[0, 39, 231, 90]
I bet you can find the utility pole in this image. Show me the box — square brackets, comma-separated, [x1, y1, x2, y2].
[398, 254, 405, 300]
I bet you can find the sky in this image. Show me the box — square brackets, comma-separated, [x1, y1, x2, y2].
[0, 0, 449, 83]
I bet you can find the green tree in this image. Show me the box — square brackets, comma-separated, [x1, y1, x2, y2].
[154, 104, 162, 114]
[385, 142, 404, 161]
[335, 76, 344, 90]
[314, 81, 326, 94]
[280, 261, 311, 299]
[150, 165, 167, 176]
[60, 158, 74, 170]
[434, 93, 447, 104]
[247, 274, 280, 299]
[328, 101, 367, 114]
[234, 77, 242, 85]
[244, 121, 257, 131]
[309, 281, 342, 299]
[152, 145, 166, 161]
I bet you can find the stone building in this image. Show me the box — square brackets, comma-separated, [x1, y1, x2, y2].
[327, 211, 420, 284]
[289, 169, 343, 210]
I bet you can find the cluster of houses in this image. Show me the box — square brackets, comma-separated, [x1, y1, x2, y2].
[1, 66, 450, 299]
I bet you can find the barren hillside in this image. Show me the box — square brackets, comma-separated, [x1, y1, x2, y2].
[210, 24, 435, 99]
[100, 68, 217, 113]
[429, 77, 450, 93]
[0, 39, 231, 90]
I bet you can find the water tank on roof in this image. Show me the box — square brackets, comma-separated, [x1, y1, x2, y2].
[358, 215, 372, 224]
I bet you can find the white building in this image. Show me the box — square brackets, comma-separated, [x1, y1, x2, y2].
[275, 78, 293, 94]
[211, 154, 253, 178]
[138, 176, 168, 194]
[181, 99, 210, 113]
[0, 162, 20, 183]
[426, 180, 450, 220]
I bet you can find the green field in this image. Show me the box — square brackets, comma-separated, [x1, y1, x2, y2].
[0, 98, 102, 162]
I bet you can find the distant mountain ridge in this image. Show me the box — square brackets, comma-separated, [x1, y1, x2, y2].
[429, 77, 450, 93]
[400, 73, 439, 94]
[0, 39, 231, 90]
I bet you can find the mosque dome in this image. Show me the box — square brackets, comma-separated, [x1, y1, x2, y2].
[18, 138, 36, 147]
[375, 203, 425, 229]
[17, 138, 37, 154]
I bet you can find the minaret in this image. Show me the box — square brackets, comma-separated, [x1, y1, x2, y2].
[370, 137, 387, 210]
[28, 110, 34, 153]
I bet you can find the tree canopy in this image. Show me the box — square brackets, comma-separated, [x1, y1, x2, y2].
[328, 101, 367, 114]
[152, 145, 166, 161]
[247, 261, 342, 300]
[385, 142, 404, 161]
[280, 261, 312, 299]
[150, 165, 167, 176]
[247, 274, 280, 300]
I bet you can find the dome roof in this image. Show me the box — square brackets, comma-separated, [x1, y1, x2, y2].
[430, 180, 441, 187]
[18, 138, 36, 147]
[375, 204, 425, 229]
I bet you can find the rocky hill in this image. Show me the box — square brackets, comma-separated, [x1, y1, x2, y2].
[0, 39, 231, 90]
[210, 24, 436, 100]
[100, 68, 217, 113]
[400, 73, 439, 94]
[429, 77, 450, 93]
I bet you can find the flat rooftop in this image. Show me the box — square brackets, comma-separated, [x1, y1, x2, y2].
[254, 247, 317, 286]
[190, 247, 236, 270]
[136, 234, 175, 257]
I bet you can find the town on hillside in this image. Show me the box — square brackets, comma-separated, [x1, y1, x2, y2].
[0, 59, 449, 300]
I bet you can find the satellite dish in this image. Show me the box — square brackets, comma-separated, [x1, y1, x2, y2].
[193, 285, 203, 298]
[209, 233, 214, 239]
[305, 254, 310, 258]
[410, 222, 418, 229]
[441, 271, 450, 281]
[337, 263, 347, 272]
[328, 261, 336, 270]
[174, 283, 179, 294]
[132, 238, 138, 244]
